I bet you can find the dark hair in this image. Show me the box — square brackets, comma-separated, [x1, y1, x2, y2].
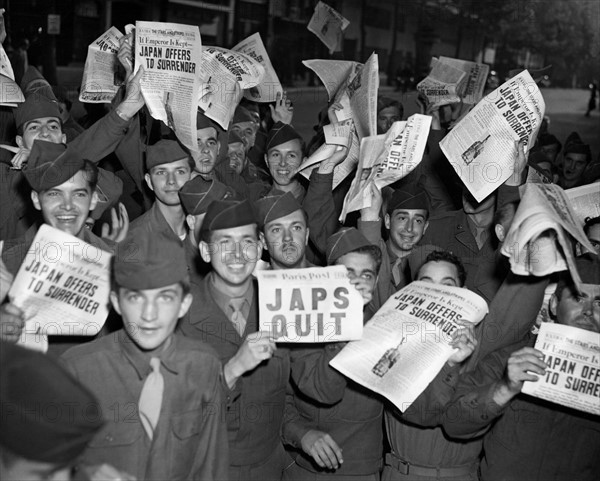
[416, 250, 467, 287]
[583, 216, 600, 235]
[346, 244, 383, 274]
[111, 274, 191, 297]
[82, 159, 99, 190]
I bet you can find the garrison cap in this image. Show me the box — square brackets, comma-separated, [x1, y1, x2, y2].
[326, 227, 372, 265]
[255, 191, 303, 229]
[13, 94, 61, 132]
[200, 199, 256, 235]
[0, 341, 103, 464]
[114, 230, 188, 290]
[146, 139, 190, 171]
[22, 140, 86, 192]
[387, 185, 430, 215]
[179, 176, 232, 216]
[266, 121, 303, 152]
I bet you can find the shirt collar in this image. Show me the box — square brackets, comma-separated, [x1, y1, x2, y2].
[208, 271, 254, 316]
[119, 329, 180, 379]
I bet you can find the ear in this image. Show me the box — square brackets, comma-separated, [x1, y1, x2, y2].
[216, 140, 221, 153]
[16, 136, 24, 148]
[423, 220, 430, 235]
[178, 293, 193, 318]
[185, 214, 196, 232]
[549, 293, 558, 319]
[264, 153, 268, 165]
[259, 231, 267, 250]
[495, 224, 505, 243]
[384, 213, 391, 230]
[305, 227, 310, 246]
[144, 173, 155, 192]
[110, 291, 122, 315]
[61, 133, 66, 144]
[89, 190, 99, 212]
[31, 191, 41, 211]
[199, 240, 212, 263]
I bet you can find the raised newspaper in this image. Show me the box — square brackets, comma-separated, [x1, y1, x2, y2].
[340, 114, 432, 221]
[0, 42, 24, 107]
[440, 70, 545, 202]
[307, 1, 350, 54]
[438, 56, 489, 105]
[79, 26, 123, 103]
[7, 225, 112, 342]
[565, 182, 600, 225]
[330, 281, 488, 411]
[417, 57, 467, 108]
[501, 183, 595, 289]
[522, 323, 600, 416]
[198, 46, 265, 129]
[233, 33, 282, 103]
[135, 21, 202, 152]
[257, 266, 364, 342]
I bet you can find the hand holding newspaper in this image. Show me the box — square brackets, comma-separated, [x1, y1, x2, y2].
[440, 70, 545, 202]
[330, 281, 488, 411]
[501, 183, 595, 289]
[7, 225, 112, 351]
[522, 323, 600, 416]
[257, 266, 364, 342]
[134, 21, 203, 152]
[307, 1, 350, 54]
[79, 26, 124, 103]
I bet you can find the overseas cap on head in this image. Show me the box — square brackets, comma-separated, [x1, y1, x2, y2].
[228, 130, 244, 145]
[13, 94, 61, 132]
[196, 109, 223, 133]
[0, 341, 103, 464]
[232, 105, 255, 125]
[387, 185, 430, 215]
[377, 96, 403, 115]
[266, 121, 303, 152]
[20, 66, 57, 100]
[564, 133, 592, 161]
[179, 176, 232, 215]
[326, 227, 372, 265]
[146, 139, 190, 171]
[538, 133, 562, 150]
[115, 230, 188, 290]
[255, 191, 303, 229]
[23, 140, 86, 192]
[200, 199, 256, 235]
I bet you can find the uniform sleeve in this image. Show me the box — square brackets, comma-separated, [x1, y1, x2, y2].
[290, 343, 347, 405]
[281, 386, 309, 449]
[303, 170, 339, 256]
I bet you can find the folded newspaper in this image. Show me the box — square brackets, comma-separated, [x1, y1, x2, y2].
[330, 281, 488, 411]
[307, 1, 350, 54]
[417, 57, 467, 108]
[501, 183, 595, 289]
[440, 70, 546, 202]
[7, 225, 112, 351]
[564, 182, 600, 225]
[522, 323, 600, 416]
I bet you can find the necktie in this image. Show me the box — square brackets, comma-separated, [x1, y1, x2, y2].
[138, 357, 164, 440]
[228, 298, 247, 335]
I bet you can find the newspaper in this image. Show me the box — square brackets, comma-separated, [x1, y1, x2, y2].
[565, 182, 600, 225]
[438, 56, 490, 105]
[198, 46, 265, 129]
[135, 21, 203, 152]
[330, 281, 488, 411]
[233, 33, 282, 103]
[340, 114, 432, 221]
[79, 26, 123, 103]
[304, 53, 379, 141]
[501, 183, 595, 289]
[0, 43, 24, 107]
[522, 323, 600, 416]
[440, 70, 546, 202]
[256, 266, 364, 342]
[0, 41, 14, 80]
[307, 1, 350, 54]
[417, 57, 467, 108]
[7, 225, 112, 349]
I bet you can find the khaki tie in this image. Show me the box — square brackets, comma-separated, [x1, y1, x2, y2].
[228, 298, 247, 335]
[138, 357, 164, 440]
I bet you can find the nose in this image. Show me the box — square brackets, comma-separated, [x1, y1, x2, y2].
[141, 299, 158, 322]
[61, 194, 74, 211]
[166, 171, 176, 185]
[283, 227, 293, 241]
[39, 124, 51, 138]
[201, 142, 209, 154]
[406, 219, 415, 233]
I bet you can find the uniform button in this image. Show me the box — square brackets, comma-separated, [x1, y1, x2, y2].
[457, 224, 463, 230]
[105, 435, 114, 442]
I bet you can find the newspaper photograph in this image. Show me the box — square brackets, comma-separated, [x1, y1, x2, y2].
[79, 26, 123, 103]
[330, 281, 488, 411]
[307, 1, 350, 54]
[417, 57, 467, 108]
[501, 183, 595, 288]
[7, 225, 112, 339]
[438, 56, 490, 105]
[135, 21, 203, 152]
[440, 70, 546, 202]
[257, 266, 364, 342]
[198, 46, 265, 129]
[340, 114, 431, 221]
[233, 33, 282, 103]
[522, 323, 600, 416]
[565, 182, 600, 225]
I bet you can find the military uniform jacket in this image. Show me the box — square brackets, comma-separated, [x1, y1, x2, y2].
[177, 276, 290, 468]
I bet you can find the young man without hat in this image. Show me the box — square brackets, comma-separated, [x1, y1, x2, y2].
[178, 199, 291, 480]
[61, 231, 229, 481]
